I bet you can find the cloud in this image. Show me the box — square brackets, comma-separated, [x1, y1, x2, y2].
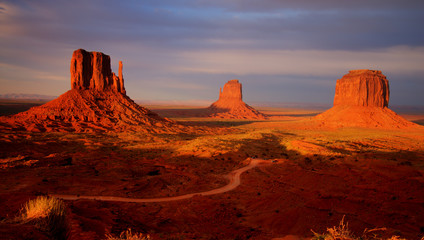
[142, 78, 207, 91]
[0, 0, 423, 105]
[170, 46, 424, 77]
[196, 0, 424, 12]
[1, 0, 423, 52]
[0, 62, 69, 94]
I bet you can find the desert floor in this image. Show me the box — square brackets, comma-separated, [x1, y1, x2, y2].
[1, 102, 424, 239]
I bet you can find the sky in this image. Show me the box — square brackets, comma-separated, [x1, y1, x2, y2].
[0, 0, 423, 106]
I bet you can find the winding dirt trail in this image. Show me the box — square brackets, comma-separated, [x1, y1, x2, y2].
[51, 158, 281, 203]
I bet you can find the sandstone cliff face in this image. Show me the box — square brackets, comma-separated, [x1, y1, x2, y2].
[218, 79, 242, 102]
[70, 49, 125, 94]
[209, 80, 266, 119]
[315, 69, 414, 129]
[333, 70, 389, 107]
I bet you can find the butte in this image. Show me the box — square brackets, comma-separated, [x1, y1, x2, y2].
[207, 80, 266, 119]
[314, 69, 416, 129]
[0, 49, 178, 133]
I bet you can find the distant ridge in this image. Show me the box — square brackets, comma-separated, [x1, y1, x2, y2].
[0, 93, 57, 100]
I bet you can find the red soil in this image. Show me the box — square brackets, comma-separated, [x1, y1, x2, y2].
[0, 117, 423, 239]
[240, 157, 424, 239]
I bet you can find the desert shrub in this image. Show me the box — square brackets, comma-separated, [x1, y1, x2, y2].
[312, 216, 355, 240]
[311, 216, 410, 240]
[106, 228, 151, 240]
[20, 196, 69, 239]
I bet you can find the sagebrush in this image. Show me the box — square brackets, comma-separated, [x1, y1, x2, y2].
[311, 216, 410, 240]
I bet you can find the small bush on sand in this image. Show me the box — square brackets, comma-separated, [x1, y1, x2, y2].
[312, 216, 410, 240]
[312, 216, 355, 240]
[19, 196, 69, 239]
[106, 228, 151, 240]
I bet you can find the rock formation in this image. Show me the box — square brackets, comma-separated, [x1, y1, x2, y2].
[208, 80, 266, 119]
[315, 69, 415, 128]
[70, 49, 125, 94]
[333, 70, 389, 107]
[0, 49, 180, 133]
[217, 79, 243, 103]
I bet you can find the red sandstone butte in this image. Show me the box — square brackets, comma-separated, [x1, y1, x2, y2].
[70, 49, 125, 94]
[0, 49, 177, 133]
[208, 80, 266, 119]
[333, 70, 389, 107]
[315, 69, 415, 128]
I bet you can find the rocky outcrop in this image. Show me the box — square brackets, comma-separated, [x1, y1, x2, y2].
[333, 70, 389, 107]
[0, 49, 181, 133]
[70, 49, 125, 94]
[315, 69, 415, 129]
[208, 80, 266, 119]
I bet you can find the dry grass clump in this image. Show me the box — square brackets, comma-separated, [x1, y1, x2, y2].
[312, 216, 355, 240]
[19, 196, 69, 239]
[106, 228, 151, 240]
[22, 196, 66, 220]
[312, 216, 410, 240]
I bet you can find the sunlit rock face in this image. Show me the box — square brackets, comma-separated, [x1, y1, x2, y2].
[70, 49, 125, 94]
[217, 79, 243, 103]
[333, 69, 389, 108]
[314, 69, 415, 129]
[208, 80, 266, 119]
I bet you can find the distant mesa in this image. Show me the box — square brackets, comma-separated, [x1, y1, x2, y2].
[208, 79, 266, 119]
[0, 49, 178, 133]
[0, 93, 56, 100]
[315, 69, 416, 128]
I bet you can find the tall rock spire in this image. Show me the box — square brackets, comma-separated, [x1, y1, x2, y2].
[118, 61, 125, 94]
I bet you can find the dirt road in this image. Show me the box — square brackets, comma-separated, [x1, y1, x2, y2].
[51, 158, 281, 203]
